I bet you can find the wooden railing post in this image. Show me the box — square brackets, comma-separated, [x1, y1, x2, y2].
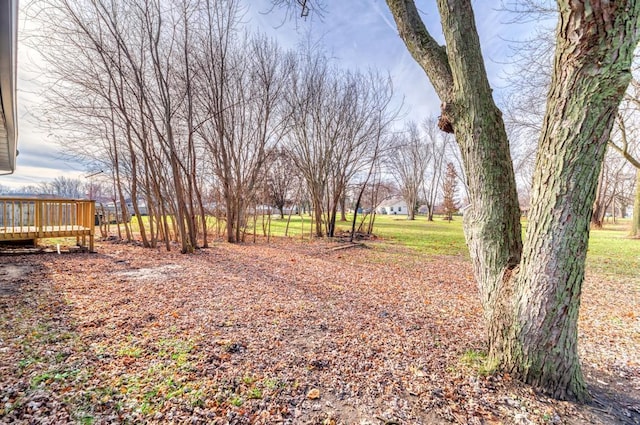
[36, 199, 44, 239]
[89, 200, 95, 252]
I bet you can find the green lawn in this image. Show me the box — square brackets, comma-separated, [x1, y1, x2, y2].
[585, 220, 640, 277]
[119, 212, 638, 278]
[252, 213, 468, 255]
[264, 213, 638, 278]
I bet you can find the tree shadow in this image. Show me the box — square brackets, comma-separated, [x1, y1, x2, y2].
[583, 366, 640, 424]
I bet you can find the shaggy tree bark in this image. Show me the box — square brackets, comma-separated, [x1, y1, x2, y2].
[387, 0, 640, 401]
[504, 2, 638, 399]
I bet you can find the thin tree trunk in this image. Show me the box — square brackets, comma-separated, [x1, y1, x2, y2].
[253, 205, 257, 243]
[591, 166, 607, 228]
[107, 100, 133, 243]
[633, 172, 640, 237]
[407, 194, 416, 220]
[112, 199, 122, 239]
[351, 184, 370, 242]
[267, 206, 272, 243]
[312, 197, 323, 237]
[285, 192, 298, 237]
[367, 211, 376, 235]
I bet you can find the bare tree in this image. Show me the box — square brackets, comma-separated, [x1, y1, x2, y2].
[31, 0, 292, 249]
[592, 144, 635, 227]
[40, 176, 85, 199]
[195, 2, 291, 242]
[609, 108, 640, 235]
[28, 0, 199, 250]
[265, 147, 299, 218]
[419, 117, 452, 221]
[285, 51, 396, 237]
[389, 122, 429, 220]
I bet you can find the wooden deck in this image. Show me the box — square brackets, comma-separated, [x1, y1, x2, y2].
[0, 198, 95, 251]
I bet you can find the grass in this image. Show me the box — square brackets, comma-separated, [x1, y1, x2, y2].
[355, 215, 638, 278]
[117, 345, 143, 358]
[265, 214, 638, 276]
[30, 368, 80, 388]
[246, 387, 263, 399]
[367, 215, 468, 256]
[157, 338, 195, 370]
[459, 349, 498, 376]
[585, 220, 639, 277]
[241, 213, 469, 256]
[127, 212, 638, 279]
[291, 213, 637, 277]
[262, 378, 282, 390]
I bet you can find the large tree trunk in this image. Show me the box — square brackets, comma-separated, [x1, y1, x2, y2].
[386, 1, 524, 283]
[497, 3, 638, 401]
[387, 0, 640, 401]
[389, 0, 523, 379]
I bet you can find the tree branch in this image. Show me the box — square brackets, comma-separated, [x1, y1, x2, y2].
[385, 0, 453, 102]
[436, 0, 496, 112]
[609, 114, 640, 169]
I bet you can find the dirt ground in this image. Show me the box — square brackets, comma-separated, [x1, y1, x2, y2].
[0, 238, 638, 424]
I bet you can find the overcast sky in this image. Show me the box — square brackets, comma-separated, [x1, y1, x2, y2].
[2, 0, 548, 190]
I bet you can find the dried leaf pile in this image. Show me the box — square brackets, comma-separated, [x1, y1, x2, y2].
[1, 238, 639, 424]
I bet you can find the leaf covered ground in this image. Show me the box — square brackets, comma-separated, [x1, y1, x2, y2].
[1, 238, 639, 424]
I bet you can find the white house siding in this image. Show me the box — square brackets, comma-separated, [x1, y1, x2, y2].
[376, 198, 408, 215]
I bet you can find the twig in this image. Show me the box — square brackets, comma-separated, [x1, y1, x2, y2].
[330, 242, 365, 251]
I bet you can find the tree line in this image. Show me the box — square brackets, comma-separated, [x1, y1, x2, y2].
[24, 0, 472, 250]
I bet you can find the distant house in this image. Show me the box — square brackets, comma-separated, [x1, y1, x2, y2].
[103, 199, 149, 216]
[376, 197, 408, 215]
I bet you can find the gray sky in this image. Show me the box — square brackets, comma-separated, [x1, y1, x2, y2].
[2, 0, 543, 190]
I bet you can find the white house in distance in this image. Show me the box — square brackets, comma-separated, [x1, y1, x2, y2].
[376, 196, 408, 215]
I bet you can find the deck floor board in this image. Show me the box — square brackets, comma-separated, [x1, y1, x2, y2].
[0, 225, 92, 239]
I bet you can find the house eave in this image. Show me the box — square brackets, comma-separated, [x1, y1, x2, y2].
[0, 0, 19, 174]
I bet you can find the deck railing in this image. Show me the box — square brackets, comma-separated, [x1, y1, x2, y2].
[0, 198, 95, 251]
